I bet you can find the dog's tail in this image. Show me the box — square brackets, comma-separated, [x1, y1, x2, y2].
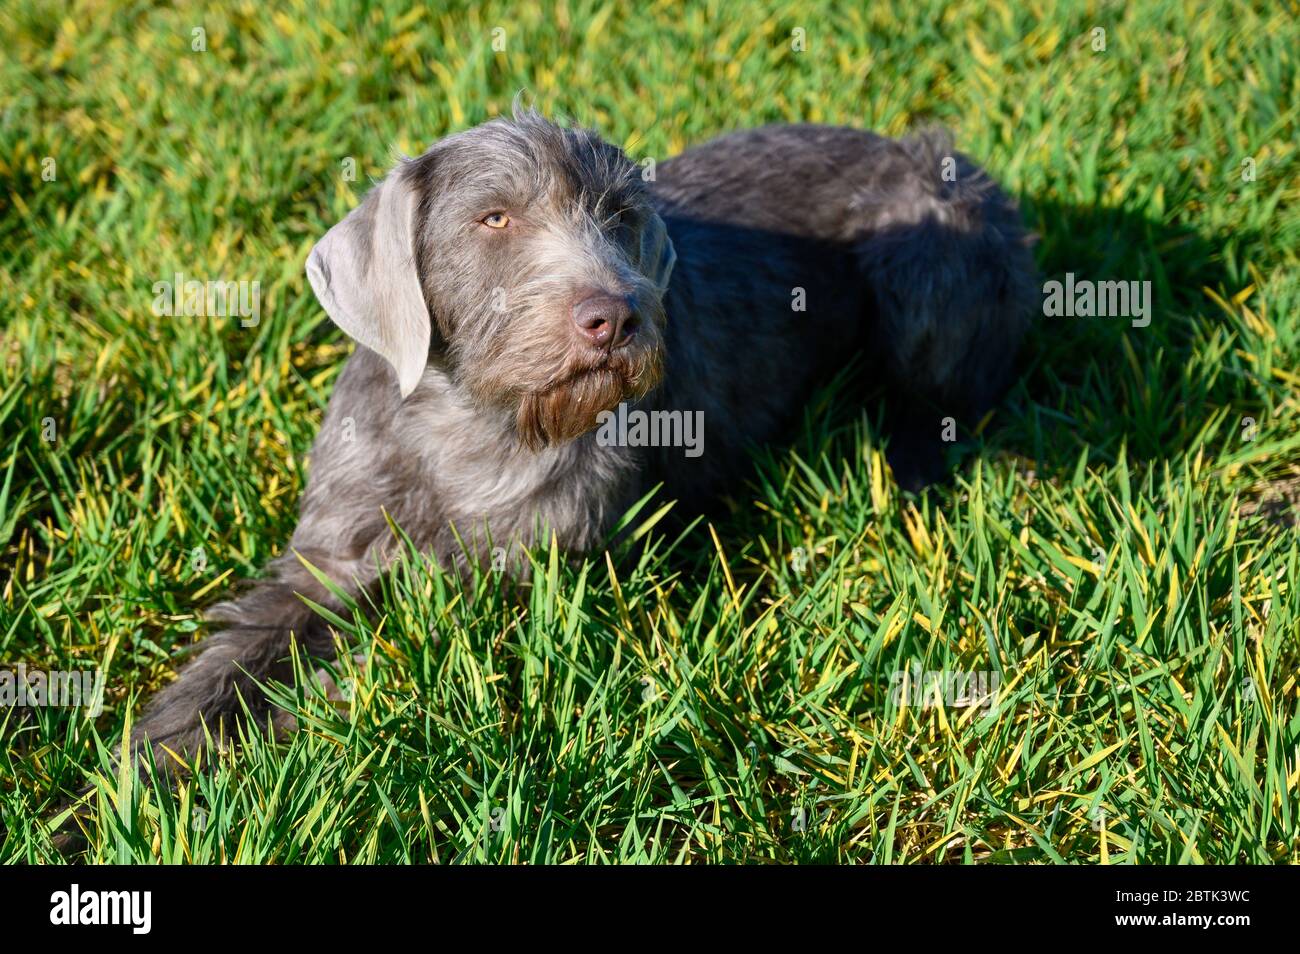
[852, 128, 1038, 418]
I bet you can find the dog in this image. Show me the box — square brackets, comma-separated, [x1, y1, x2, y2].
[132, 108, 1036, 767]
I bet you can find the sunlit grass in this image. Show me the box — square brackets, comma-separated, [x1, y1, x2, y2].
[1, 0, 1297, 863]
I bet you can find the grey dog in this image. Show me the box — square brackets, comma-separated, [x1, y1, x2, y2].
[133, 108, 1036, 765]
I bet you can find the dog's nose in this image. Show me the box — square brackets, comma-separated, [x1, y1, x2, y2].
[572, 294, 638, 348]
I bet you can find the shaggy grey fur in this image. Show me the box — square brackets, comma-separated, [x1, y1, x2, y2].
[133, 109, 1036, 767]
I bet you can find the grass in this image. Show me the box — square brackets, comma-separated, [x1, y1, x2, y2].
[1, 0, 1298, 864]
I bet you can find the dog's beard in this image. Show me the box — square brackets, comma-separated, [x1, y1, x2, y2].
[516, 348, 662, 450]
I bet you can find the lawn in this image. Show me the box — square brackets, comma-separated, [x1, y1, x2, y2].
[1, 0, 1297, 863]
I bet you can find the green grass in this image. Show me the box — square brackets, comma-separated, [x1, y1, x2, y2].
[1, 0, 1298, 863]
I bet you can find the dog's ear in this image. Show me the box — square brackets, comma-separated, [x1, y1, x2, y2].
[638, 211, 677, 294]
[306, 167, 430, 398]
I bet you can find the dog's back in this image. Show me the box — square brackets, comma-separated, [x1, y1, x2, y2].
[649, 124, 1037, 493]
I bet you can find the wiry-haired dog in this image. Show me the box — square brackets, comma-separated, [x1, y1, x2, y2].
[134, 109, 1036, 766]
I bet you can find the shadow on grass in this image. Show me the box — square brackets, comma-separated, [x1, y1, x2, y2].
[686, 197, 1261, 573]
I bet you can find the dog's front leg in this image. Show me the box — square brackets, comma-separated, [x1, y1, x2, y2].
[132, 547, 377, 771]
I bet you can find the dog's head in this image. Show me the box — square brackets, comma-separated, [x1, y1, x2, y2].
[306, 109, 675, 449]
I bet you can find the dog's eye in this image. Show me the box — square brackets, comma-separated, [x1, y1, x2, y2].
[481, 212, 510, 229]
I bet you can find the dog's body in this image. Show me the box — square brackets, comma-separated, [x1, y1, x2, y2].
[134, 112, 1035, 764]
